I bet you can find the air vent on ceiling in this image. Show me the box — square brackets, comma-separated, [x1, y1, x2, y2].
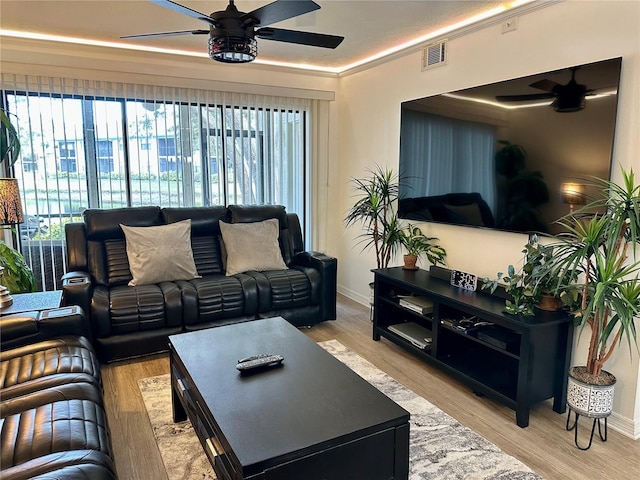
[422, 40, 447, 71]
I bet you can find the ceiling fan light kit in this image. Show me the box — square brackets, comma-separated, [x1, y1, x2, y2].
[209, 35, 257, 63]
[124, 0, 344, 64]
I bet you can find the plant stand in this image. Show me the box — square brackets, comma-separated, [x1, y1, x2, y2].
[565, 368, 615, 450]
[565, 408, 608, 450]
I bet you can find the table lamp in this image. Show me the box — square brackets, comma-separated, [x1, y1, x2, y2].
[0, 177, 24, 308]
[561, 182, 586, 213]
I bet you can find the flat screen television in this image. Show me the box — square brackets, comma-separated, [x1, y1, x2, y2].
[398, 57, 622, 235]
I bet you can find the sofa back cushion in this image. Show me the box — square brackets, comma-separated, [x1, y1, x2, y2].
[162, 207, 227, 276]
[226, 205, 295, 265]
[84, 207, 163, 286]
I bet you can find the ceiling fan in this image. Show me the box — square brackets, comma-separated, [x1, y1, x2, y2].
[495, 67, 597, 112]
[122, 0, 344, 64]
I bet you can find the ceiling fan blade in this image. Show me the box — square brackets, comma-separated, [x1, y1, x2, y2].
[530, 78, 560, 92]
[495, 93, 556, 102]
[121, 30, 209, 40]
[244, 0, 320, 27]
[256, 27, 344, 48]
[150, 0, 217, 26]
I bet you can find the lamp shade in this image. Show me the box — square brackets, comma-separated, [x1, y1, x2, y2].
[561, 182, 586, 206]
[0, 178, 24, 225]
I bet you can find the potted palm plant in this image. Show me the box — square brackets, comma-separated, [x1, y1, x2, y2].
[345, 165, 403, 269]
[399, 224, 446, 270]
[540, 167, 640, 448]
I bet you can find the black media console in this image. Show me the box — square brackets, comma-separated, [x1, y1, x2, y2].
[372, 267, 574, 428]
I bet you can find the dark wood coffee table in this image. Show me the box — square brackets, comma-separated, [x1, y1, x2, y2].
[169, 317, 410, 480]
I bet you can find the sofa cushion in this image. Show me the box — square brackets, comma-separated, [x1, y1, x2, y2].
[0, 336, 101, 400]
[84, 206, 163, 241]
[246, 268, 317, 313]
[0, 385, 112, 470]
[162, 206, 227, 275]
[178, 274, 258, 327]
[84, 206, 163, 286]
[219, 219, 287, 276]
[120, 220, 200, 286]
[103, 283, 183, 335]
[0, 450, 117, 480]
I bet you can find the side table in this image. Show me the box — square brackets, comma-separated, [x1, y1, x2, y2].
[0, 291, 62, 316]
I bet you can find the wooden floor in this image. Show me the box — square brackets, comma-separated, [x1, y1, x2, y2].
[102, 294, 640, 480]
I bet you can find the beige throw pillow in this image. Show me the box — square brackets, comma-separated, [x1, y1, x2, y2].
[120, 219, 200, 286]
[219, 218, 288, 276]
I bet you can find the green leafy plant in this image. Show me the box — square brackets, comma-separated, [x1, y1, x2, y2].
[0, 242, 36, 293]
[1, 109, 21, 166]
[399, 224, 446, 266]
[482, 234, 576, 316]
[345, 165, 403, 269]
[0, 108, 35, 293]
[483, 263, 537, 316]
[540, 167, 640, 377]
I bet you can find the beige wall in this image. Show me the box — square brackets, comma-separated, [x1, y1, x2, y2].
[334, 0, 639, 437]
[1, 0, 638, 438]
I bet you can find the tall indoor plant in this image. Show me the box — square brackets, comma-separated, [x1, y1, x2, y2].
[345, 165, 403, 269]
[539, 167, 640, 446]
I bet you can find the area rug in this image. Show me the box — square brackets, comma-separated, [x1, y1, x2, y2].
[138, 339, 543, 480]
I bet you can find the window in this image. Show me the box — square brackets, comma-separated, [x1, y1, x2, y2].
[58, 140, 77, 172]
[157, 137, 178, 172]
[1, 76, 313, 291]
[97, 140, 114, 173]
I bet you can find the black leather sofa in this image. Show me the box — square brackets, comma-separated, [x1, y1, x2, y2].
[62, 204, 337, 362]
[398, 192, 496, 227]
[0, 307, 117, 480]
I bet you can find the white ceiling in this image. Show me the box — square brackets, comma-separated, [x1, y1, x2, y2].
[1, 0, 524, 72]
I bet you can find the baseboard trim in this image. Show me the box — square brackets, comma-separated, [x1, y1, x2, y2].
[337, 284, 369, 308]
[608, 411, 640, 440]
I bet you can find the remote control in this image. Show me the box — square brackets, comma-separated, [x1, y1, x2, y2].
[236, 354, 284, 373]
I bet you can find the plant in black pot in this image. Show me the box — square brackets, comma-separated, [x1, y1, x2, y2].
[540, 167, 640, 449]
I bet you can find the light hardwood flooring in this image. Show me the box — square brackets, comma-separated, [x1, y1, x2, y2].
[101, 294, 640, 480]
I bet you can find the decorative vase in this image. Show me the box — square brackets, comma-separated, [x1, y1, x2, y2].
[536, 292, 563, 311]
[403, 255, 418, 270]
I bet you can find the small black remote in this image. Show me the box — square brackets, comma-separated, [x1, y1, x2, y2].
[236, 354, 284, 373]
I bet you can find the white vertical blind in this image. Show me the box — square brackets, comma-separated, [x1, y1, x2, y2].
[1, 73, 323, 291]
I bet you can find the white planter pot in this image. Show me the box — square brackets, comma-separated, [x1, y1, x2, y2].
[567, 368, 616, 418]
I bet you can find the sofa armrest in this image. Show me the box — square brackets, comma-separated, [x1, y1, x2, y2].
[61, 271, 93, 318]
[0, 306, 89, 351]
[292, 251, 337, 320]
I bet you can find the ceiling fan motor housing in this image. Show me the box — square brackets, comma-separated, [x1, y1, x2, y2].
[208, 2, 258, 63]
[553, 82, 587, 112]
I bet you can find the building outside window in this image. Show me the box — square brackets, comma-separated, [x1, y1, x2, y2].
[57, 140, 77, 173]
